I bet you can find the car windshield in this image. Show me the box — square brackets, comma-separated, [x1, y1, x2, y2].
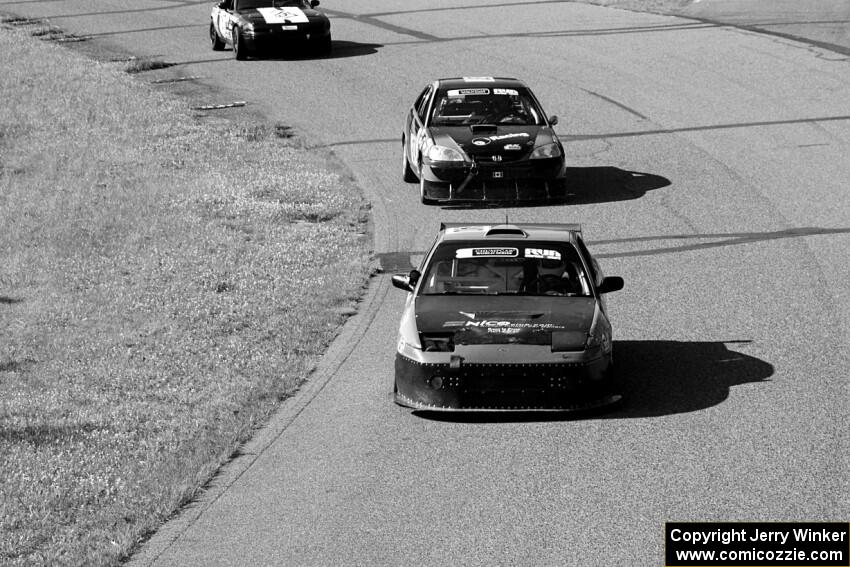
[237, 0, 310, 9]
[419, 241, 591, 296]
[429, 87, 545, 127]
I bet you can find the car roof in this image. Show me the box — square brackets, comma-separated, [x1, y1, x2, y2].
[436, 77, 529, 91]
[437, 223, 582, 243]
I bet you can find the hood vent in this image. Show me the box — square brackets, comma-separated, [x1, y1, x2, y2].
[485, 225, 527, 237]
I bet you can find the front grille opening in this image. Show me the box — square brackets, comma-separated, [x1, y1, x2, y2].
[420, 333, 455, 352]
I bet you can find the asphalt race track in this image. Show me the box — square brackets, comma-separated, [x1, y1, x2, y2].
[678, 0, 850, 56]
[6, 1, 849, 565]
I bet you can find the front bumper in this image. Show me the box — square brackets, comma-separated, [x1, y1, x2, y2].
[421, 156, 566, 202]
[394, 350, 619, 411]
[241, 27, 330, 52]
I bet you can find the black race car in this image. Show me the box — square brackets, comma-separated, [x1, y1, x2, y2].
[392, 223, 624, 412]
[210, 0, 331, 59]
[402, 77, 567, 204]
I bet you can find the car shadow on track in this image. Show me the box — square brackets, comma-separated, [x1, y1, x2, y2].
[256, 40, 382, 61]
[565, 166, 670, 205]
[438, 167, 670, 210]
[414, 339, 772, 423]
[607, 339, 773, 418]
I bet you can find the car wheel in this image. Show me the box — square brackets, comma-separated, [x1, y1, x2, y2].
[420, 178, 436, 205]
[402, 139, 418, 183]
[318, 34, 332, 56]
[210, 22, 225, 51]
[233, 28, 247, 60]
[550, 178, 568, 203]
[602, 355, 625, 404]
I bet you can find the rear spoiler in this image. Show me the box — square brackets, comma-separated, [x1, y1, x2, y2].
[440, 222, 582, 236]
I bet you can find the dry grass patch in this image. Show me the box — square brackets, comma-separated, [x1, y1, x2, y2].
[124, 57, 174, 74]
[0, 22, 371, 567]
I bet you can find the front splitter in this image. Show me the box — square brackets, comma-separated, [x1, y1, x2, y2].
[394, 391, 623, 413]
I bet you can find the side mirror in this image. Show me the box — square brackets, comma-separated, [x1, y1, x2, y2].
[549, 115, 559, 126]
[597, 276, 624, 294]
[311, 0, 320, 6]
[392, 270, 420, 292]
[391, 275, 412, 292]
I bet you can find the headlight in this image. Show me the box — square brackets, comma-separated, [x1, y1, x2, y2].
[242, 22, 255, 31]
[426, 145, 465, 162]
[397, 310, 421, 351]
[530, 142, 562, 159]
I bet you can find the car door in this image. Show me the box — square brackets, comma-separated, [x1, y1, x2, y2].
[215, 0, 235, 38]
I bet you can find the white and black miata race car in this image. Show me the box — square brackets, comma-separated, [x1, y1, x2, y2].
[210, 0, 331, 59]
[402, 77, 567, 204]
[392, 223, 624, 412]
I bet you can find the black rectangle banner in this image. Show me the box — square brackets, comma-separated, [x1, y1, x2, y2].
[666, 522, 849, 566]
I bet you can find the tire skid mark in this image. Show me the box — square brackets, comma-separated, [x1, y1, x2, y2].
[323, 8, 440, 41]
[581, 88, 650, 120]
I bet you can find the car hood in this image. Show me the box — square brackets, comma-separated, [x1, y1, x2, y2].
[236, 7, 324, 24]
[415, 295, 596, 346]
[429, 125, 555, 158]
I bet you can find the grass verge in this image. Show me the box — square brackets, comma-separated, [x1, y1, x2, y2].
[0, 20, 372, 567]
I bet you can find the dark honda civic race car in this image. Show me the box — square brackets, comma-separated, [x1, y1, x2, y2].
[210, 0, 331, 59]
[402, 77, 567, 204]
[391, 223, 624, 412]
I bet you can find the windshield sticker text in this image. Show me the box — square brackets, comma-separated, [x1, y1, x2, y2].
[442, 320, 565, 330]
[456, 248, 519, 258]
[525, 248, 561, 260]
[448, 88, 490, 96]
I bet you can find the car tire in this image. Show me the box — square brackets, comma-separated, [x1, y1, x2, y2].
[210, 22, 225, 51]
[603, 357, 625, 407]
[550, 178, 568, 203]
[233, 28, 247, 60]
[402, 140, 418, 183]
[316, 34, 332, 56]
[420, 178, 436, 205]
